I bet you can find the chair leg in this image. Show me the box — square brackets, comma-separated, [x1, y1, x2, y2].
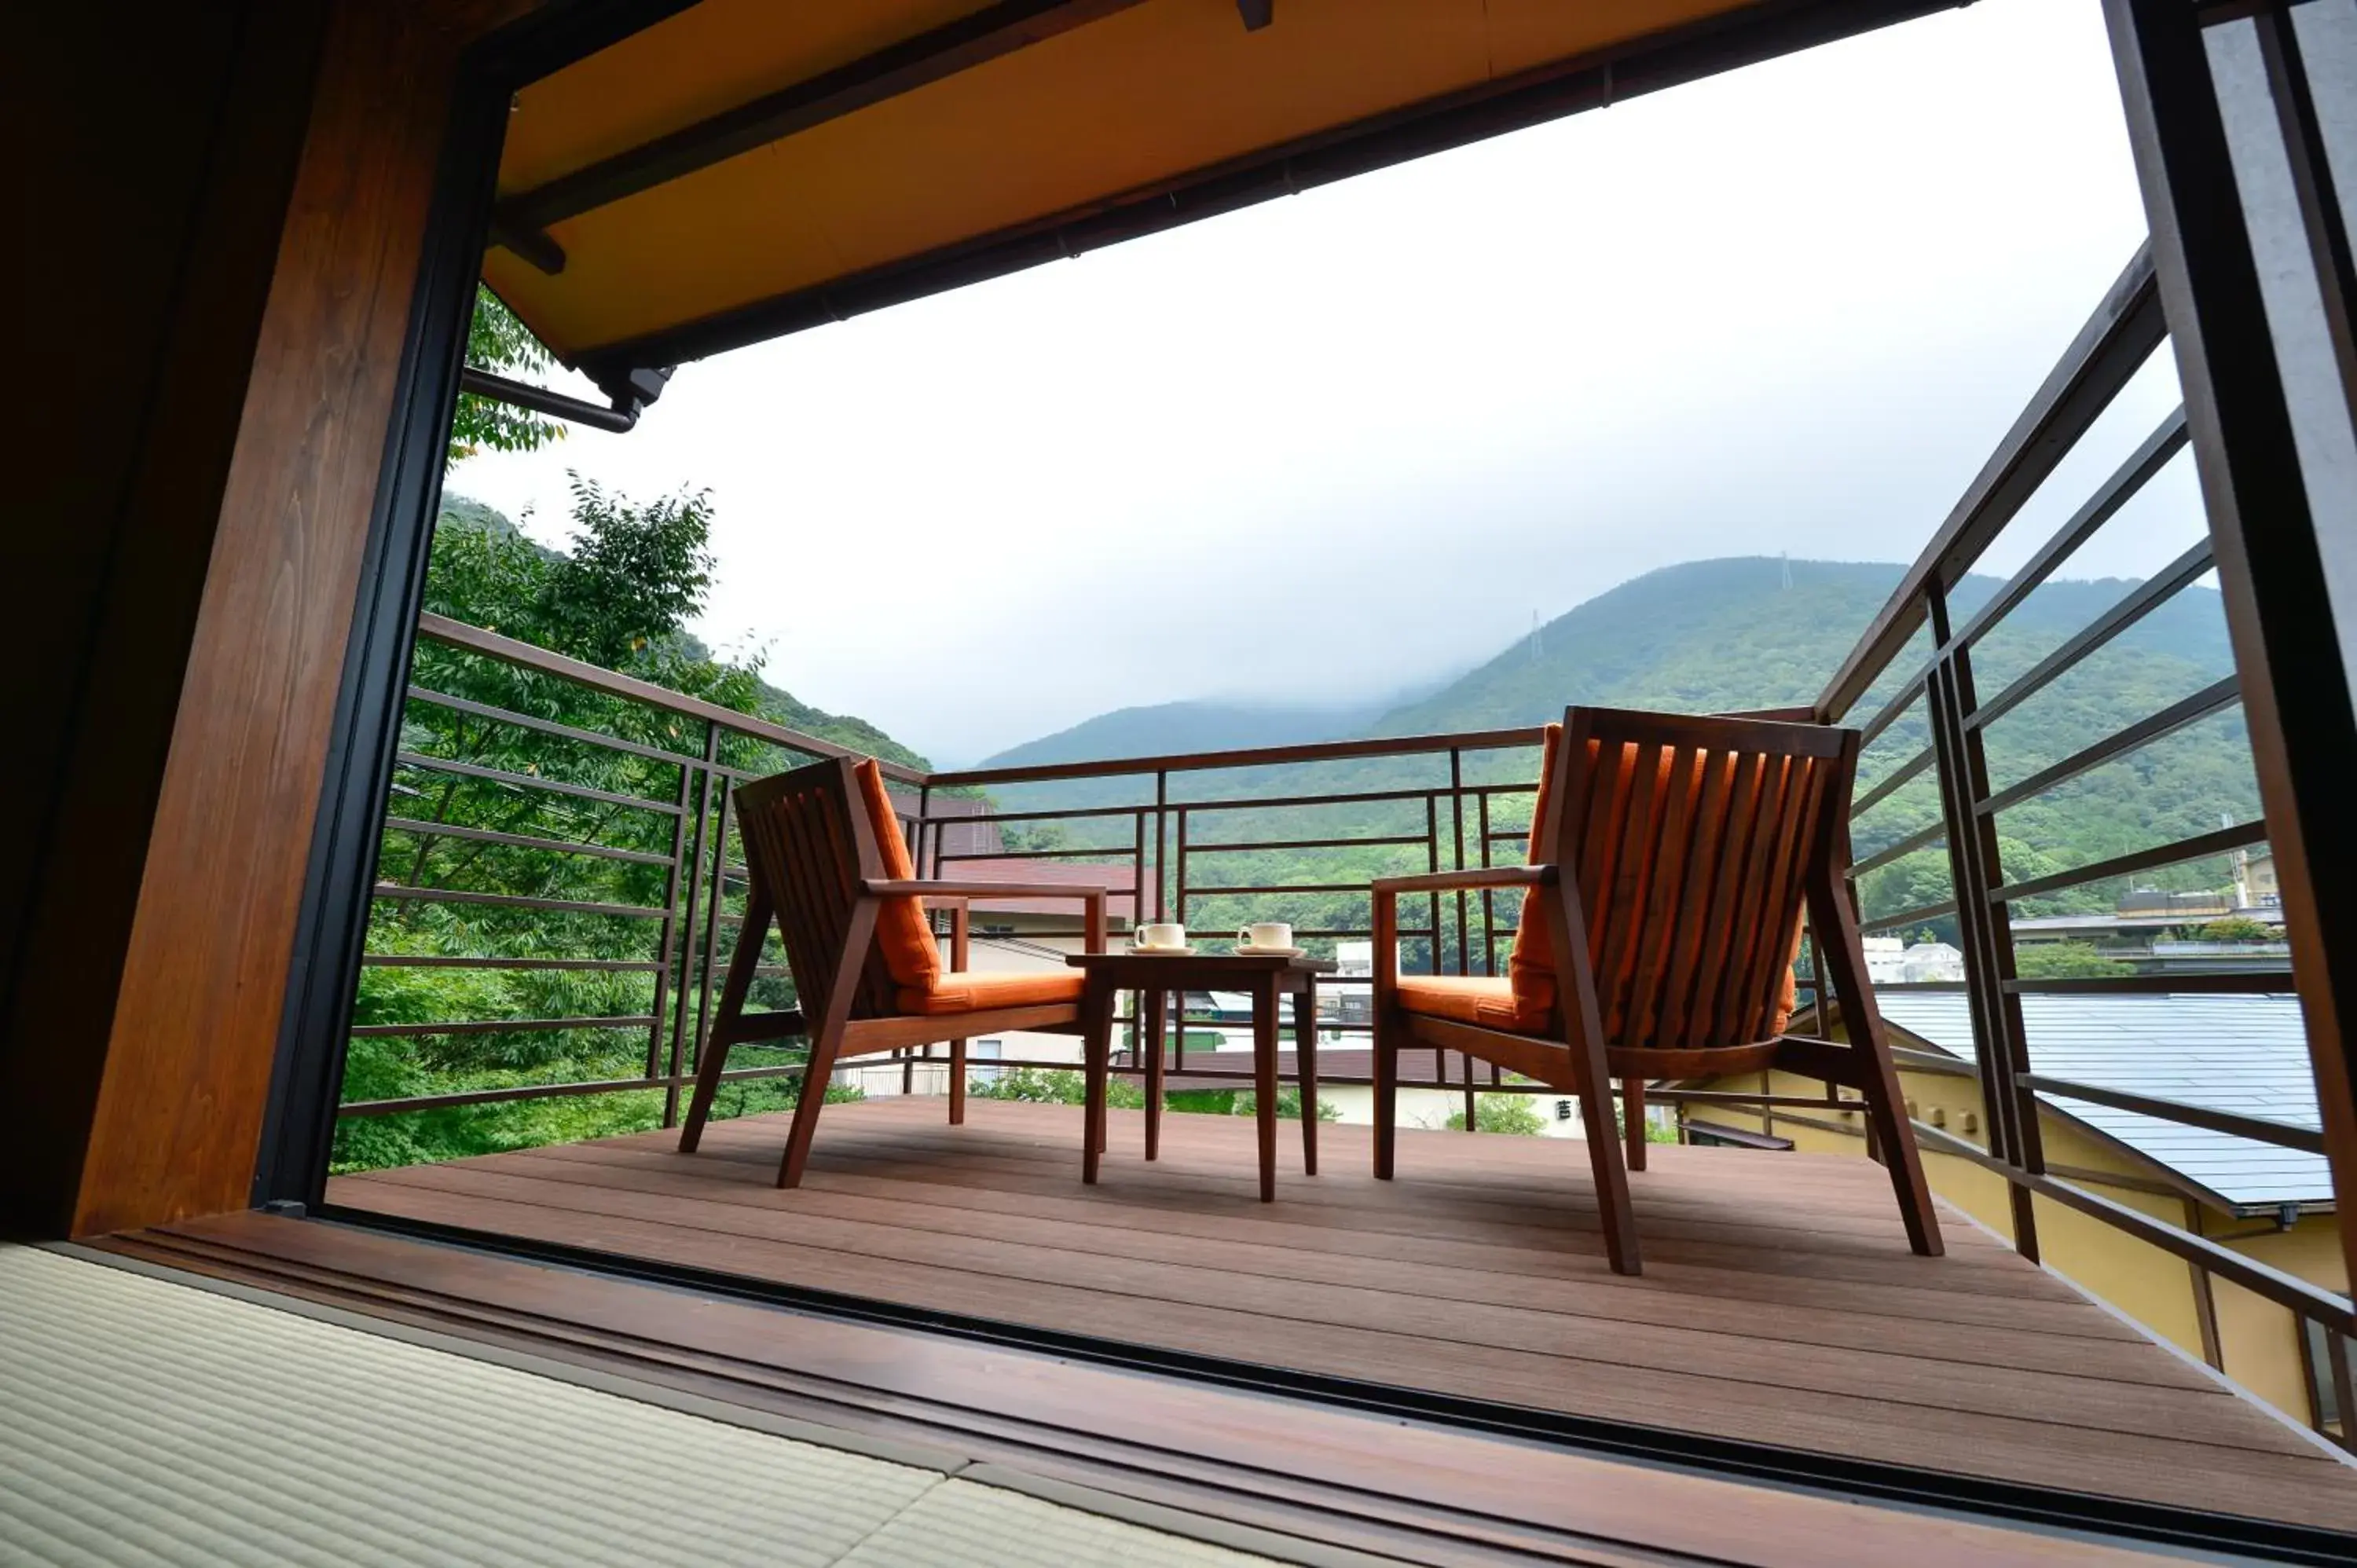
[1623, 1077, 1648, 1173]
[949, 1038, 966, 1126]
[1373, 1010, 1398, 1180]
[1145, 987, 1166, 1162]
[680, 888, 769, 1153]
[776, 1023, 845, 1189]
[1860, 1063, 1943, 1257]
[1807, 871, 1944, 1258]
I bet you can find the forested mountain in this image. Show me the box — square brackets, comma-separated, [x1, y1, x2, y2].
[977, 697, 1388, 773]
[438, 496, 927, 769]
[977, 557, 2259, 947]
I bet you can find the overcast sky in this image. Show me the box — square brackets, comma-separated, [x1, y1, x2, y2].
[451, 0, 2194, 767]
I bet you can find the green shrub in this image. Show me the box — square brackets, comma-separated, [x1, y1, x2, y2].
[1445, 1095, 1546, 1134]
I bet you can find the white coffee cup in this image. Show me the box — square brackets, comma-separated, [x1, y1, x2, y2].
[1238, 921, 1293, 951]
[1134, 922, 1187, 951]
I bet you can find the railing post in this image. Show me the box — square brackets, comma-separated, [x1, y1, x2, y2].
[661, 721, 721, 1127]
[685, 784, 734, 1118]
[2109, 0, 2357, 1284]
[1449, 748, 1468, 976]
[1923, 584, 2044, 1259]
[647, 732, 699, 1087]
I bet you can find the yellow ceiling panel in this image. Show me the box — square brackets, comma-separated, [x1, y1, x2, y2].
[497, 0, 996, 192]
[482, 0, 1896, 374]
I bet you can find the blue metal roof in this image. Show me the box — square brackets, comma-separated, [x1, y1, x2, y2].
[1874, 992, 2331, 1212]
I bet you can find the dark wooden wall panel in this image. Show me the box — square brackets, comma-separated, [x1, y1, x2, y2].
[1, 5, 326, 1233]
[62, 4, 501, 1237]
[2, 0, 535, 1236]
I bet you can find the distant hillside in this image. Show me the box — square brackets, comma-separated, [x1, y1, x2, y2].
[437, 496, 929, 771]
[1376, 557, 2234, 732]
[977, 698, 1384, 771]
[970, 556, 2257, 936]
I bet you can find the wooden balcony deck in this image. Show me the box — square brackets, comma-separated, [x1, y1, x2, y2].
[327, 1097, 2357, 1533]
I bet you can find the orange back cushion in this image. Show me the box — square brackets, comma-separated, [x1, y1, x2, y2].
[855, 759, 941, 995]
[1505, 724, 1563, 1022]
[1506, 729, 1802, 1045]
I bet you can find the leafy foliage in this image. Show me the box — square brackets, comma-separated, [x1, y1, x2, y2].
[450, 288, 565, 466]
[1444, 1096, 1547, 1134]
[337, 488, 926, 1171]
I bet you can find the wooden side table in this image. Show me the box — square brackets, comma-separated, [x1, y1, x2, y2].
[1067, 950, 1336, 1201]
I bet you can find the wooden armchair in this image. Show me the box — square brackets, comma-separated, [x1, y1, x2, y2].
[679, 755, 1109, 1187]
[1372, 707, 1941, 1277]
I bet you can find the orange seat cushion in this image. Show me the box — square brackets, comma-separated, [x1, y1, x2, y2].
[1394, 973, 1548, 1031]
[899, 969, 1086, 1016]
[856, 758, 941, 995]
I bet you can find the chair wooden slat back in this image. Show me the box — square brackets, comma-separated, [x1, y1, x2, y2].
[731, 757, 901, 1024]
[1544, 708, 1856, 1052]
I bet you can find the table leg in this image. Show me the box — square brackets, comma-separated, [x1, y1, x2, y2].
[1254, 973, 1278, 1203]
[1292, 982, 1318, 1177]
[1082, 973, 1116, 1184]
[1145, 986, 1167, 1161]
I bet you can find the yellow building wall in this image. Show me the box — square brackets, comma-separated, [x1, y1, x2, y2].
[1696, 1065, 2338, 1429]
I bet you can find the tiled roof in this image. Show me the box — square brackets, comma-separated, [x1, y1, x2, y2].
[1875, 992, 2330, 1211]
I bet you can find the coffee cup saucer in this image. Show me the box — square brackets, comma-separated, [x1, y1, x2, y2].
[1130, 942, 1193, 955]
[1234, 944, 1307, 958]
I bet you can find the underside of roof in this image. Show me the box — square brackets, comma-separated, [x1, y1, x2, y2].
[485, 0, 1960, 394]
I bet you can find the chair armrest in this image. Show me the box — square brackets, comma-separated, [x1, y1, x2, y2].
[1370, 865, 1556, 896]
[867, 878, 1109, 900]
[866, 880, 1108, 954]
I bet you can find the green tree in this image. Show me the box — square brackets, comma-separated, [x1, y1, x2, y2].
[2012, 941, 2132, 980]
[1446, 1095, 1546, 1134]
[450, 288, 564, 466]
[2200, 915, 2271, 942]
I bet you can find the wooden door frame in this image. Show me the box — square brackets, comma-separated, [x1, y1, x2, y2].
[250, 0, 699, 1208]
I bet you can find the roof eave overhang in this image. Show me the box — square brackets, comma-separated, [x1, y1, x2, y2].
[563, 0, 1967, 387]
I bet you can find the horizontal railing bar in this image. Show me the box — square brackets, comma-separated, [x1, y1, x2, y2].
[1814, 244, 2163, 722]
[2014, 1072, 2326, 1153]
[1181, 884, 1375, 898]
[1849, 821, 1945, 879]
[339, 1061, 808, 1116]
[1859, 897, 1959, 933]
[1858, 670, 1929, 749]
[349, 1013, 656, 1039]
[379, 815, 675, 866]
[1967, 537, 2216, 734]
[1175, 786, 1461, 813]
[1888, 1046, 1978, 1077]
[360, 955, 664, 972]
[1989, 819, 2266, 904]
[925, 803, 1155, 826]
[369, 885, 670, 920]
[1909, 1120, 2355, 1334]
[2005, 973, 2295, 995]
[1952, 408, 2193, 655]
[936, 848, 1138, 863]
[1850, 748, 1934, 817]
[1182, 835, 1431, 853]
[394, 751, 684, 814]
[405, 685, 695, 765]
[929, 725, 1546, 788]
[418, 612, 923, 781]
[1979, 676, 2240, 819]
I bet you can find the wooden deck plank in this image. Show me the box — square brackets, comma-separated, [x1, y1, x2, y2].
[324, 1098, 2357, 1531]
[107, 1214, 2216, 1568]
[500, 1138, 2149, 1340]
[376, 1152, 2212, 1393]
